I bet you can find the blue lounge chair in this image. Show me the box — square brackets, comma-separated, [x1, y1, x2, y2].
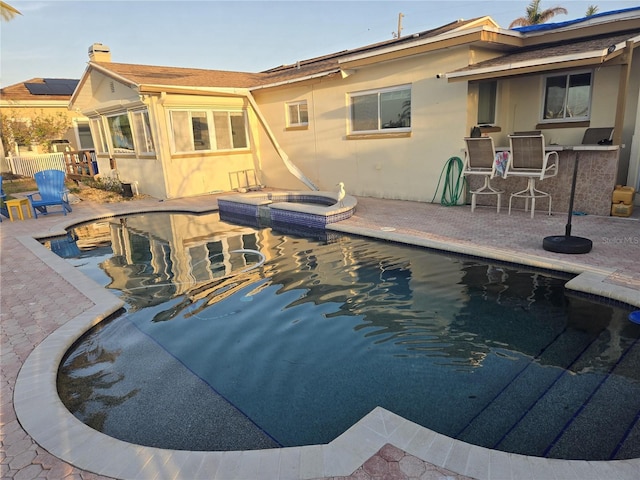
[27, 170, 72, 218]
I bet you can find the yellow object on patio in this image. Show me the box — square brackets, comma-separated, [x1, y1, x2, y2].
[5, 198, 33, 221]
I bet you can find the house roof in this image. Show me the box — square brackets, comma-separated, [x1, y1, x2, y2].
[70, 7, 640, 107]
[91, 62, 264, 89]
[1, 78, 79, 102]
[80, 17, 492, 96]
[447, 30, 640, 81]
[255, 17, 496, 87]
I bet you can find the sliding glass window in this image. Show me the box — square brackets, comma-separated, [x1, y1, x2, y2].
[169, 109, 249, 153]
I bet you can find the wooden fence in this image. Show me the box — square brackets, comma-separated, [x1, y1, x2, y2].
[4, 152, 66, 177]
[64, 150, 99, 180]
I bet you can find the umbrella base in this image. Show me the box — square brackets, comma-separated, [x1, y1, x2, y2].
[543, 235, 592, 254]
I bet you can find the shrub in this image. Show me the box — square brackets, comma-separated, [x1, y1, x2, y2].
[84, 176, 124, 194]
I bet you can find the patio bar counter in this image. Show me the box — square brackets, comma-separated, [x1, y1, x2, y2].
[468, 145, 620, 215]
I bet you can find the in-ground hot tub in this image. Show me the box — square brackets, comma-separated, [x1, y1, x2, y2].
[217, 190, 357, 231]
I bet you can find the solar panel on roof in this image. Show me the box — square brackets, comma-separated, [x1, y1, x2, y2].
[24, 83, 52, 95]
[44, 79, 79, 94]
[24, 79, 79, 95]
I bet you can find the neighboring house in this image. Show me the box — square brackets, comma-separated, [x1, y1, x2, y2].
[0, 78, 93, 157]
[69, 7, 640, 203]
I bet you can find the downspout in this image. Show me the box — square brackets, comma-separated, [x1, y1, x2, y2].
[145, 94, 171, 199]
[613, 40, 634, 146]
[629, 83, 640, 199]
[245, 92, 319, 191]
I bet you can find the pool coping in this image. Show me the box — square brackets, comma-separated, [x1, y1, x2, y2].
[13, 208, 640, 480]
[217, 190, 357, 230]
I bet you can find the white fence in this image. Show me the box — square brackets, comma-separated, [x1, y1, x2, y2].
[4, 153, 66, 177]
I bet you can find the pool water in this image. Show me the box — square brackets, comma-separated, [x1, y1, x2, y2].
[55, 212, 640, 459]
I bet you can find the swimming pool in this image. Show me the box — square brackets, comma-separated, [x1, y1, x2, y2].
[53, 211, 640, 460]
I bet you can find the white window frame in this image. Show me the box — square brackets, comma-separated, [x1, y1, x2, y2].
[106, 112, 136, 155]
[74, 119, 95, 150]
[168, 109, 249, 154]
[348, 85, 411, 134]
[540, 70, 593, 123]
[131, 110, 155, 156]
[286, 100, 309, 127]
[89, 117, 109, 154]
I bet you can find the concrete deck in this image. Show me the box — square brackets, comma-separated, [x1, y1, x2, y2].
[2, 193, 639, 480]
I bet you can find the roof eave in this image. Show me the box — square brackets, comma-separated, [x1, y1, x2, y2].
[250, 69, 341, 91]
[0, 99, 71, 107]
[446, 43, 631, 82]
[70, 62, 141, 111]
[139, 85, 251, 96]
[338, 27, 523, 69]
[89, 62, 140, 89]
[69, 64, 92, 109]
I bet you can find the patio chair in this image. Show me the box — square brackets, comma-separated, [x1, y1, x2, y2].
[582, 127, 613, 145]
[512, 130, 541, 136]
[27, 169, 72, 218]
[461, 136, 504, 212]
[504, 134, 558, 218]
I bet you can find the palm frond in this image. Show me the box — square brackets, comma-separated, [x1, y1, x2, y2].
[0, 1, 22, 22]
[509, 1, 568, 28]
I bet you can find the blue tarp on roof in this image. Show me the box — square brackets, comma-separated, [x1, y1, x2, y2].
[512, 6, 640, 33]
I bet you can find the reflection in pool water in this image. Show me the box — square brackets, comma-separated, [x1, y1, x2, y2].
[55, 212, 640, 459]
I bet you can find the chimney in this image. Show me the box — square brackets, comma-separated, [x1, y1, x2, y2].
[88, 43, 111, 62]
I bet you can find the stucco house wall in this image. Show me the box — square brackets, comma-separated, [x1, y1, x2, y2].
[253, 48, 471, 202]
[67, 10, 640, 203]
[622, 48, 640, 188]
[489, 65, 619, 146]
[76, 73, 271, 199]
[248, 86, 315, 192]
[79, 75, 167, 197]
[481, 60, 636, 188]
[150, 94, 257, 198]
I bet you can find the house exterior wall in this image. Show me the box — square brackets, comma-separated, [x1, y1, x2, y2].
[79, 75, 168, 197]
[622, 48, 640, 190]
[89, 71, 141, 105]
[151, 94, 258, 198]
[247, 98, 310, 191]
[78, 74, 268, 199]
[70, 18, 640, 203]
[252, 48, 472, 202]
[488, 64, 628, 147]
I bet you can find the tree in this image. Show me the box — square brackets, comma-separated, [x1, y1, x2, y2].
[585, 5, 599, 16]
[0, 110, 71, 154]
[0, 1, 21, 22]
[509, 0, 568, 28]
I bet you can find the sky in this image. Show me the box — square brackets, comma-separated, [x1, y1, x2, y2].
[1, 0, 639, 88]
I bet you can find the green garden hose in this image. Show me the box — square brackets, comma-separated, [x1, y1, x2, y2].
[431, 156, 466, 206]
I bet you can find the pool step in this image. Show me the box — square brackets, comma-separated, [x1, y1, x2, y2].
[457, 321, 640, 459]
[456, 322, 599, 452]
[542, 338, 640, 460]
